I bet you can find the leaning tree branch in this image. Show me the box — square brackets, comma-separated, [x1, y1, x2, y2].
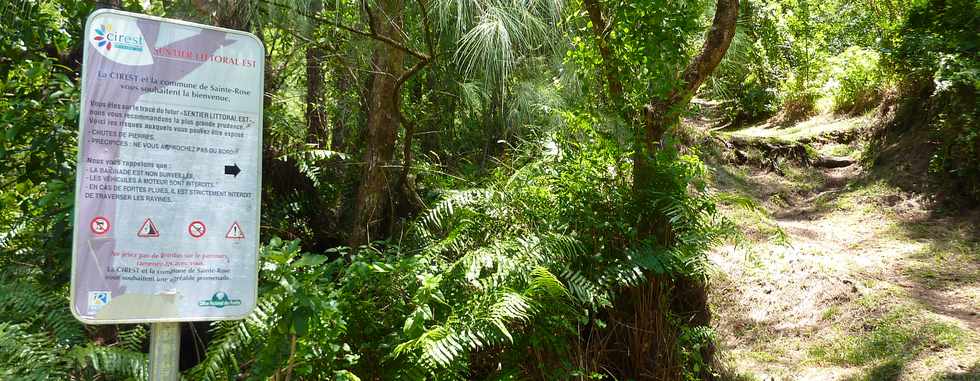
[640, 0, 739, 151]
[670, 0, 739, 106]
[395, 0, 437, 87]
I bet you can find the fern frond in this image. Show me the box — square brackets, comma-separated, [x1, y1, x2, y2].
[70, 344, 148, 380]
[188, 293, 282, 381]
[0, 322, 69, 378]
[419, 189, 494, 233]
[0, 276, 85, 345]
[116, 324, 148, 353]
[525, 266, 569, 299]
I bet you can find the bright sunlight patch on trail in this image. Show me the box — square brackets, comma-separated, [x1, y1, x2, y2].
[708, 114, 980, 381]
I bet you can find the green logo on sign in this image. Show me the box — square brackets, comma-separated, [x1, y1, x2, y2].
[199, 292, 242, 308]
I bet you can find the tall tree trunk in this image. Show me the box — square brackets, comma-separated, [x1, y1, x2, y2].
[480, 88, 503, 169]
[583, 0, 738, 378]
[349, 0, 406, 247]
[634, 0, 740, 206]
[633, 0, 738, 378]
[305, 0, 328, 146]
[331, 66, 353, 153]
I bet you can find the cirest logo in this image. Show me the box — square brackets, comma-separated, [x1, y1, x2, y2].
[199, 292, 242, 308]
[92, 24, 145, 52]
[87, 291, 111, 315]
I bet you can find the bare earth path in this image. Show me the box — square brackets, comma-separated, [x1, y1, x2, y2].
[706, 115, 980, 381]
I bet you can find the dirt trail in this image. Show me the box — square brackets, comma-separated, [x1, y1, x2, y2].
[706, 115, 980, 381]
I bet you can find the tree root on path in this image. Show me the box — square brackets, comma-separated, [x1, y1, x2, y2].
[720, 135, 856, 173]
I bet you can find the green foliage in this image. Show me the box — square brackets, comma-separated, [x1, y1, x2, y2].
[884, 0, 979, 201]
[449, 0, 563, 86]
[777, 82, 819, 123]
[703, 0, 916, 121]
[826, 47, 883, 114]
[927, 87, 979, 201]
[0, 322, 72, 380]
[677, 325, 716, 381]
[568, 0, 711, 109]
[703, 0, 785, 125]
[189, 239, 355, 380]
[0, 269, 148, 379]
[0, 0, 91, 285]
[883, 0, 978, 88]
[186, 105, 730, 379]
[2, 0, 732, 379]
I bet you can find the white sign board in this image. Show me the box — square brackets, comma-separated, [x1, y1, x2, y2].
[70, 9, 263, 324]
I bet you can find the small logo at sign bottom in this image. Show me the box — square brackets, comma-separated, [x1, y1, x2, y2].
[87, 291, 111, 314]
[199, 292, 242, 308]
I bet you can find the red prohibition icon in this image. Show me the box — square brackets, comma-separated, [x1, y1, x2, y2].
[90, 216, 111, 235]
[188, 220, 207, 238]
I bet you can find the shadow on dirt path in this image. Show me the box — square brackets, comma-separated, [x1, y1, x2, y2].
[706, 114, 980, 381]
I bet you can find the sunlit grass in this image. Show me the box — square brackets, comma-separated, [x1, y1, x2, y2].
[725, 113, 871, 142]
[811, 304, 969, 380]
[819, 142, 862, 158]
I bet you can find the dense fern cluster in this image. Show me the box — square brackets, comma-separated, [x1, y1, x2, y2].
[172, 110, 730, 379]
[0, 107, 729, 379]
[0, 269, 148, 380]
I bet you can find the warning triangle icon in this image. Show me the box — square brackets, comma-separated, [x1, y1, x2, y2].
[138, 218, 160, 237]
[225, 221, 245, 239]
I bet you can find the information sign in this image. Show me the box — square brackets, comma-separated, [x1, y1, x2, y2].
[71, 9, 263, 323]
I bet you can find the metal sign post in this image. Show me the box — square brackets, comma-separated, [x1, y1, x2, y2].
[149, 323, 180, 380]
[69, 9, 264, 377]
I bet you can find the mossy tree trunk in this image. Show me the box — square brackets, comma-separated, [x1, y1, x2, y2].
[583, 0, 739, 377]
[349, 0, 407, 247]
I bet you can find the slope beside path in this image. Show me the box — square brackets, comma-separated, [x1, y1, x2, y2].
[705, 113, 980, 381]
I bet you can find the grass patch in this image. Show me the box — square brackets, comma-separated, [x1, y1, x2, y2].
[716, 201, 784, 244]
[710, 164, 755, 195]
[821, 306, 840, 321]
[826, 180, 907, 215]
[747, 350, 780, 363]
[893, 222, 980, 290]
[716, 361, 762, 381]
[847, 359, 905, 381]
[811, 306, 966, 368]
[709, 166, 790, 244]
[726, 114, 869, 142]
[780, 166, 825, 193]
[819, 142, 862, 158]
